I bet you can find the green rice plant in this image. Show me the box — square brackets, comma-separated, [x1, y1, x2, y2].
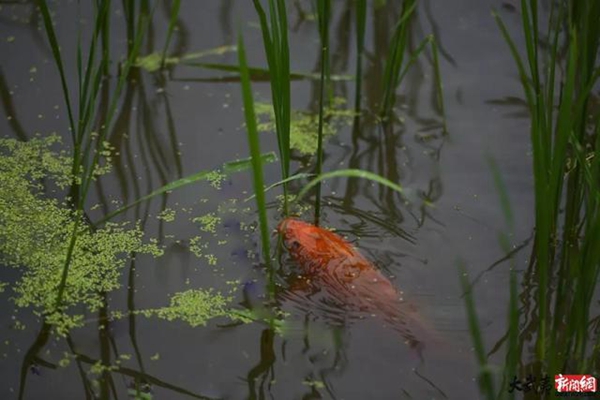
[37, 0, 151, 309]
[430, 37, 447, 134]
[470, 1, 600, 394]
[37, 0, 78, 146]
[459, 262, 496, 399]
[238, 31, 271, 269]
[94, 153, 277, 226]
[379, 0, 416, 118]
[313, 0, 331, 226]
[244, 172, 314, 202]
[294, 169, 408, 204]
[458, 158, 520, 399]
[378, 1, 447, 128]
[354, 0, 366, 114]
[179, 61, 352, 82]
[100, 0, 111, 76]
[252, 0, 291, 215]
[488, 156, 519, 399]
[161, 0, 181, 69]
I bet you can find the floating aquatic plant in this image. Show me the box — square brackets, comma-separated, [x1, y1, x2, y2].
[192, 213, 221, 234]
[205, 170, 227, 189]
[255, 98, 355, 155]
[0, 136, 163, 334]
[189, 236, 217, 266]
[156, 208, 176, 222]
[137, 289, 233, 328]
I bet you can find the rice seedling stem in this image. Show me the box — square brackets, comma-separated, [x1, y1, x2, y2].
[430, 37, 447, 134]
[36, 0, 76, 144]
[238, 31, 271, 269]
[100, 0, 111, 76]
[295, 169, 405, 205]
[489, 0, 600, 387]
[380, 0, 416, 118]
[46, 3, 150, 310]
[314, 0, 330, 226]
[161, 0, 181, 69]
[252, 0, 291, 216]
[459, 263, 496, 399]
[354, 0, 366, 114]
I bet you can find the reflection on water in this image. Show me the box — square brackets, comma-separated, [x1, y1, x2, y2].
[0, 0, 554, 399]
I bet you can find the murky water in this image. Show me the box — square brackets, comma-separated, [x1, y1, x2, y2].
[0, 1, 541, 399]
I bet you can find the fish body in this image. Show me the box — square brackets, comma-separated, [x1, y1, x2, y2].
[278, 218, 424, 350]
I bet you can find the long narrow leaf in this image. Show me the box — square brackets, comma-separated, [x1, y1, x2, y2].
[37, 0, 76, 142]
[94, 153, 276, 226]
[295, 169, 406, 204]
[238, 31, 271, 266]
[161, 0, 181, 68]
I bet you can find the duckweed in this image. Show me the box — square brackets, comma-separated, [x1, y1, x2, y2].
[192, 212, 221, 234]
[157, 207, 176, 222]
[189, 235, 206, 258]
[276, 194, 312, 216]
[256, 97, 356, 155]
[139, 289, 233, 327]
[0, 136, 163, 334]
[303, 380, 326, 389]
[206, 170, 227, 189]
[58, 352, 73, 368]
[90, 361, 117, 375]
[189, 236, 218, 266]
[205, 254, 218, 266]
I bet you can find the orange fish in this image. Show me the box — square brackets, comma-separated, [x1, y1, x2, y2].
[278, 218, 426, 353]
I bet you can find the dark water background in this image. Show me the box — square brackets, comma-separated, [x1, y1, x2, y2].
[0, 1, 540, 399]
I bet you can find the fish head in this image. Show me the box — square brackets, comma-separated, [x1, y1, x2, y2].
[278, 218, 362, 272]
[277, 218, 316, 254]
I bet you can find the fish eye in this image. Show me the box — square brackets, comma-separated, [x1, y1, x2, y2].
[290, 240, 301, 250]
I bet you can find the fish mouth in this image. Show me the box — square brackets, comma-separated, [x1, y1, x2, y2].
[276, 219, 289, 235]
[277, 217, 299, 235]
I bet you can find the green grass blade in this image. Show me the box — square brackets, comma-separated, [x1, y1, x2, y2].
[252, 0, 291, 215]
[506, 268, 519, 400]
[238, 31, 271, 266]
[380, 0, 417, 117]
[354, 0, 366, 113]
[395, 35, 431, 93]
[430, 36, 447, 134]
[492, 10, 535, 108]
[487, 154, 519, 398]
[99, 0, 111, 75]
[244, 173, 314, 202]
[94, 153, 277, 226]
[36, 0, 76, 143]
[275, 0, 291, 176]
[53, 216, 82, 310]
[54, 5, 152, 310]
[294, 169, 407, 205]
[181, 61, 352, 81]
[459, 262, 496, 399]
[314, 0, 330, 226]
[78, 0, 111, 141]
[79, 8, 150, 204]
[487, 155, 514, 228]
[161, 0, 181, 69]
[223, 152, 277, 174]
